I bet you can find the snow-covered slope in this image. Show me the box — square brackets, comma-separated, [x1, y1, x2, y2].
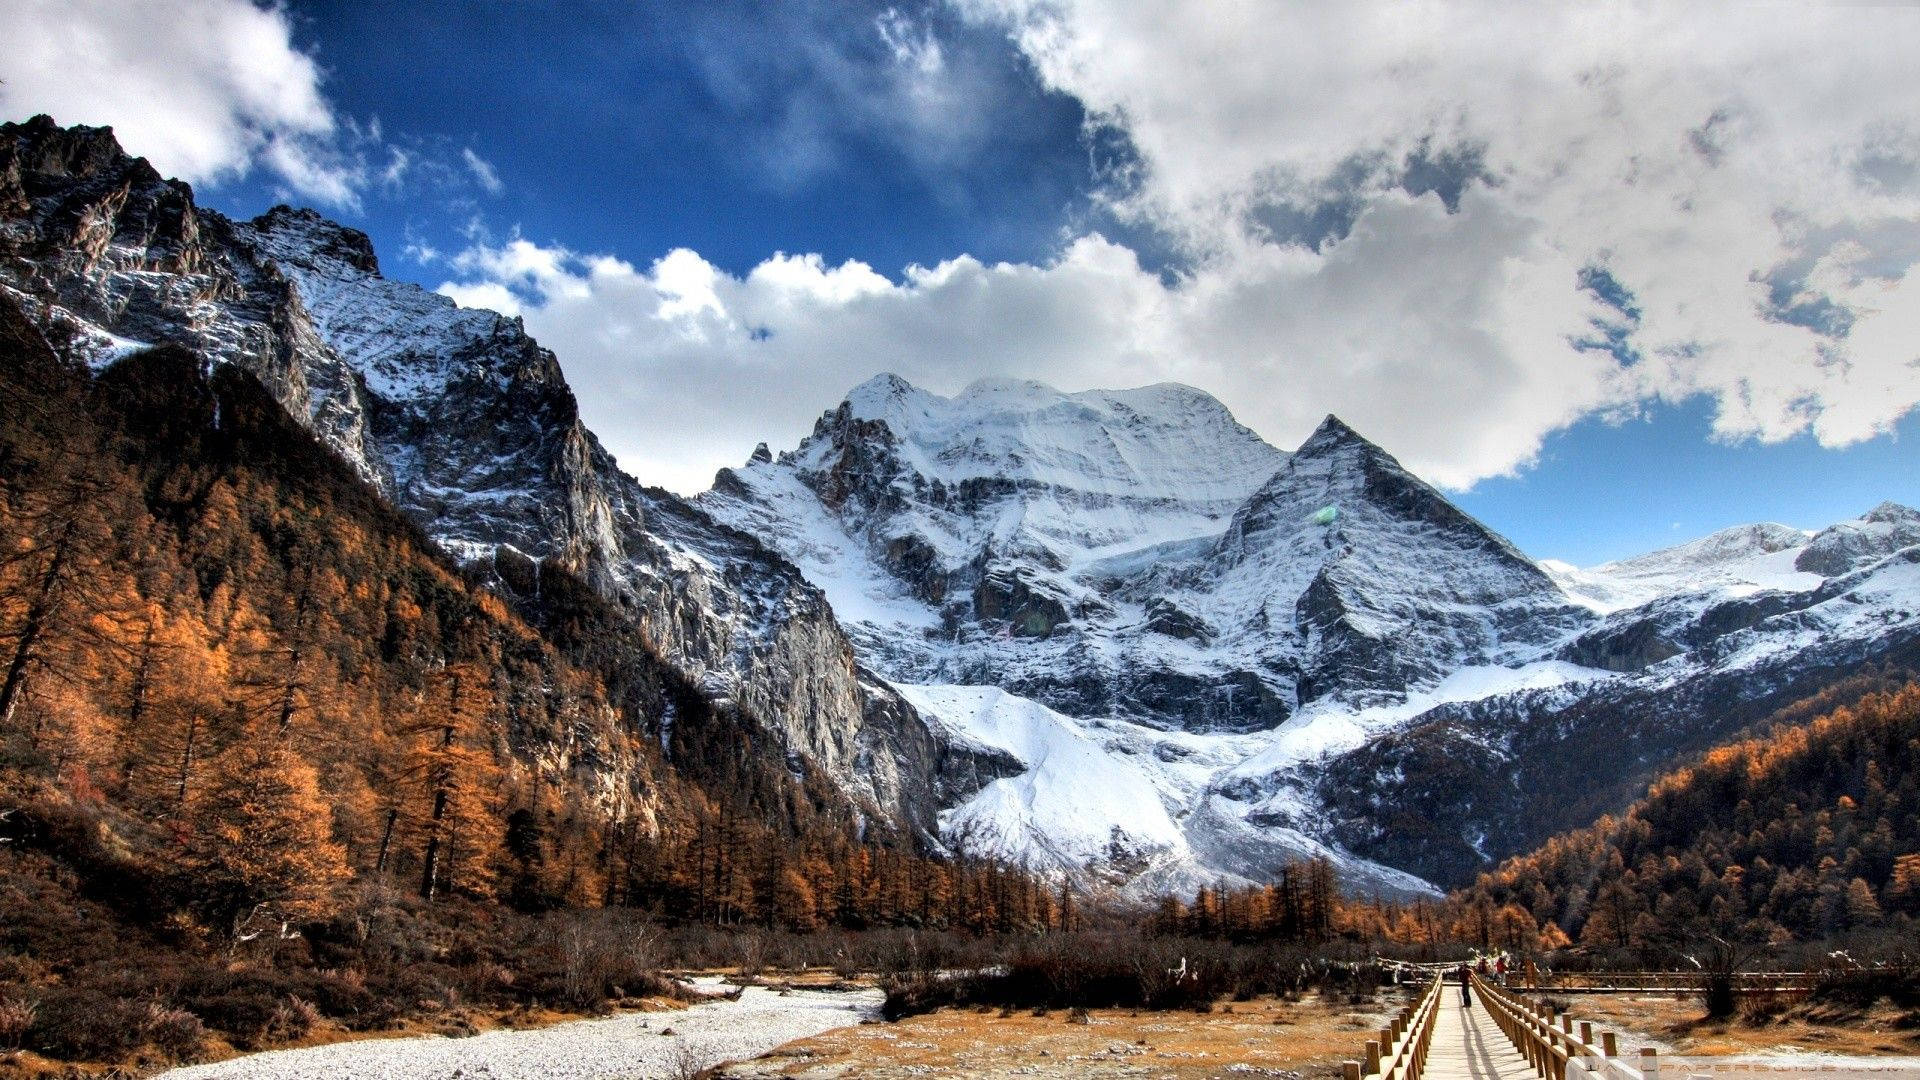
[895, 683, 1440, 898]
[1543, 522, 1818, 613]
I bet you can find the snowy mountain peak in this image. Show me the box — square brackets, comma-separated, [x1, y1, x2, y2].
[795, 373, 1286, 503]
[1296, 413, 1370, 456]
[1547, 522, 1818, 614]
[956, 375, 1059, 400]
[843, 371, 923, 417]
[1865, 501, 1920, 526]
[250, 205, 381, 274]
[1222, 413, 1531, 572]
[5, 115, 131, 183]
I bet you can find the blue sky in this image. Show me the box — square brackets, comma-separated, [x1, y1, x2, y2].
[1456, 401, 1920, 566]
[256, 0, 1104, 277]
[6, 1, 1918, 565]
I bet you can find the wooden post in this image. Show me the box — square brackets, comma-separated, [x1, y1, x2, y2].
[1365, 1039, 1382, 1076]
[1640, 1047, 1659, 1078]
[1602, 1032, 1617, 1058]
[1580, 1021, 1593, 1045]
[1344, 1062, 1362, 1080]
[1561, 1013, 1573, 1034]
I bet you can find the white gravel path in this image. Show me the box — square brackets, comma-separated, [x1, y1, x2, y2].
[154, 980, 883, 1080]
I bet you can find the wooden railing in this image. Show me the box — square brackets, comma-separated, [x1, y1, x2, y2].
[1342, 974, 1446, 1080]
[1472, 973, 1660, 1080]
[1511, 970, 1813, 994]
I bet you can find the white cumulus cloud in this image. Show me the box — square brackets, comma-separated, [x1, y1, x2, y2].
[1, 0, 365, 205]
[956, 0, 1920, 455]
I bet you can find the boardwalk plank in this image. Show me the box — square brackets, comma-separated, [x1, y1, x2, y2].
[1422, 996, 1539, 1080]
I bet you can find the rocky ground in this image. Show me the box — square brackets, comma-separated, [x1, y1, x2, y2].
[148, 979, 881, 1080]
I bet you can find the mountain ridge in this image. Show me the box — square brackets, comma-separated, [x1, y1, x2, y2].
[707, 367, 1920, 892]
[0, 114, 963, 843]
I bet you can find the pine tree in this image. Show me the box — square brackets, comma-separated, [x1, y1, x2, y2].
[185, 738, 350, 937]
[0, 448, 132, 733]
[400, 664, 505, 900]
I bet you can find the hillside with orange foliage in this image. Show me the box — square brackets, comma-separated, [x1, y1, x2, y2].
[1456, 678, 1920, 949]
[0, 295, 1068, 1067]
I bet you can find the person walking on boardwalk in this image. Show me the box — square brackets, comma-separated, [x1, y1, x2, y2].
[1457, 963, 1473, 1008]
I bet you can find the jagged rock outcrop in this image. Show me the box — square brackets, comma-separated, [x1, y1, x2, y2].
[0, 116, 959, 836]
[1796, 501, 1920, 577]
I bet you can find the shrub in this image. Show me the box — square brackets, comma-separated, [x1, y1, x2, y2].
[0, 991, 36, 1050]
[26, 987, 148, 1061]
[271, 995, 321, 1042]
[142, 1002, 206, 1061]
[1738, 990, 1790, 1026]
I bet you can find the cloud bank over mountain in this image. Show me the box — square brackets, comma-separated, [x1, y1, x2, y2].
[8, 0, 1913, 497]
[435, 1, 1920, 494]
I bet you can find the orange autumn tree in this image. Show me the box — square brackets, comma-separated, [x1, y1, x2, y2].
[394, 662, 506, 900]
[184, 738, 351, 937]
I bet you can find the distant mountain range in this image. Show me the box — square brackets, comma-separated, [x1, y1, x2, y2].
[7, 114, 1919, 896]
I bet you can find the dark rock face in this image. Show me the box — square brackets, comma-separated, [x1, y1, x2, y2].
[0, 117, 948, 837]
[884, 534, 948, 605]
[1796, 502, 1920, 576]
[1143, 598, 1213, 643]
[1560, 616, 1683, 672]
[972, 570, 1070, 637]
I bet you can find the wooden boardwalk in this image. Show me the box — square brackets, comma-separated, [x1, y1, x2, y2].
[1423, 996, 1539, 1080]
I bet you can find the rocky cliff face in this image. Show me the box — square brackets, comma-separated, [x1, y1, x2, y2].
[0, 116, 958, 836]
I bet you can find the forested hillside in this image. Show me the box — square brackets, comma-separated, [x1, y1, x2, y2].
[0, 295, 1064, 1064]
[1456, 676, 1920, 948]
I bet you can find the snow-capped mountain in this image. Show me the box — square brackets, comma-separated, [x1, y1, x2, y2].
[9, 116, 1919, 898]
[704, 373, 1920, 893]
[702, 383, 1587, 733]
[699, 377, 1606, 892]
[0, 116, 961, 835]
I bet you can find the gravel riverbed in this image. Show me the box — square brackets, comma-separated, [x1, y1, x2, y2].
[154, 979, 884, 1080]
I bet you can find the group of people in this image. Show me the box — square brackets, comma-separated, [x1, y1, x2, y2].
[1455, 954, 1508, 1007]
